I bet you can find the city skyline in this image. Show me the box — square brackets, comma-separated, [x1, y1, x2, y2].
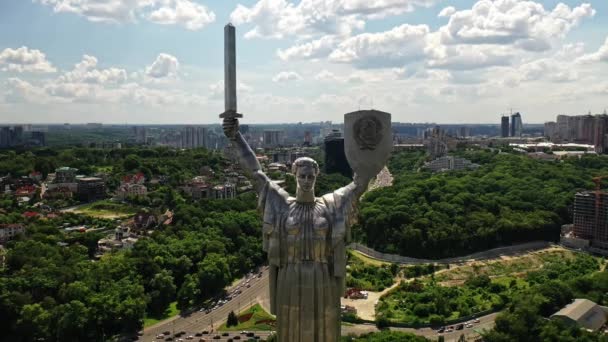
[1, 0, 607, 124]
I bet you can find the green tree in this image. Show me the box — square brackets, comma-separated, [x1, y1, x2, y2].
[196, 253, 232, 298]
[176, 274, 200, 311]
[226, 310, 238, 327]
[148, 270, 176, 317]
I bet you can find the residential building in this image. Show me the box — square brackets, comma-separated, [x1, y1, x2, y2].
[180, 126, 207, 149]
[77, 177, 106, 202]
[572, 191, 608, 253]
[263, 130, 284, 148]
[181, 182, 211, 200]
[212, 183, 236, 199]
[546, 114, 608, 153]
[324, 129, 352, 178]
[133, 126, 147, 144]
[116, 183, 147, 199]
[510, 112, 523, 137]
[0, 224, 25, 242]
[55, 167, 78, 183]
[551, 299, 608, 332]
[30, 131, 46, 147]
[133, 211, 157, 230]
[423, 156, 480, 172]
[501, 116, 510, 137]
[426, 126, 450, 159]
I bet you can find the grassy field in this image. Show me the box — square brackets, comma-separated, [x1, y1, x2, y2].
[75, 200, 138, 218]
[434, 247, 576, 285]
[219, 304, 276, 331]
[347, 251, 396, 291]
[143, 302, 179, 328]
[349, 250, 390, 266]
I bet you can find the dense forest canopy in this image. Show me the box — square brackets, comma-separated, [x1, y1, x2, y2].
[356, 150, 608, 258]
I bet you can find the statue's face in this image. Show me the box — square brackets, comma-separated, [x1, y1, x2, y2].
[296, 165, 316, 192]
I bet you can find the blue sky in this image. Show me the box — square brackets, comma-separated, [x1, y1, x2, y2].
[0, 0, 607, 124]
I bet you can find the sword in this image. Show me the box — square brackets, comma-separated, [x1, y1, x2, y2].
[220, 23, 242, 122]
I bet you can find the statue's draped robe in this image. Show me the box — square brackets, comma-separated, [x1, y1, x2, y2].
[259, 180, 358, 342]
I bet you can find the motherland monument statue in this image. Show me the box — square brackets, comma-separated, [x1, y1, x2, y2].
[220, 23, 392, 342]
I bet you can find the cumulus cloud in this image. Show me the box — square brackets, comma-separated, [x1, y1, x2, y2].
[438, 1, 595, 51]
[59, 55, 127, 84]
[578, 37, 608, 63]
[314, 70, 338, 81]
[277, 35, 338, 61]
[426, 43, 513, 70]
[35, 0, 215, 30]
[5, 77, 51, 103]
[329, 24, 429, 67]
[147, 0, 215, 30]
[146, 53, 179, 78]
[438, 6, 455, 17]
[272, 71, 303, 82]
[0, 46, 56, 73]
[230, 0, 437, 39]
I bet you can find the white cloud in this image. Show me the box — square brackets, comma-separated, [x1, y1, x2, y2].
[314, 69, 338, 81]
[230, 0, 437, 39]
[59, 55, 127, 84]
[35, 0, 215, 30]
[578, 37, 608, 63]
[438, 1, 595, 51]
[329, 24, 429, 67]
[0, 46, 56, 73]
[426, 43, 513, 70]
[146, 53, 179, 78]
[277, 35, 338, 61]
[147, 0, 215, 30]
[437, 6, 455, 17]
[272, 71, 302, 82]
[5, 77, 51, 103]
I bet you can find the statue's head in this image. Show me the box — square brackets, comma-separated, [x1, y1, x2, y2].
[292, 157, 319, 194]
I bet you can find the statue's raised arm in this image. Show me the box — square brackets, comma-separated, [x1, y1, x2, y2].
[222, 118, 272, 192]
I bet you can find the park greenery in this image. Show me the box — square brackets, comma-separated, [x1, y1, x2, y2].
[346, 251, 397, 291]
[357, 150, 608, 258]
[376, 252, 605, 329]
[3, 145, 608, 341]
[219, 304, 276, 331]
[0, 147, 270, 341]
[483, 259, 608, 341]
[342, 330, 429, 342]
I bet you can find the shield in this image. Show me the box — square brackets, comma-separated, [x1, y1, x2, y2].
[344, 110, 392, 180]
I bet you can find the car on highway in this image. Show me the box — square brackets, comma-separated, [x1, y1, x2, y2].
[437, 327, 445, 333]
[465, 323, 473, 328]
[473, 318, 480, 323]
[456, 323, 464, 330]
[213, 335, 221, 340]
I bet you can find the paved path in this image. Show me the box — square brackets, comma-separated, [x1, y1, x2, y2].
[341, 312, 497, 341]
[350, 241, 552, 265]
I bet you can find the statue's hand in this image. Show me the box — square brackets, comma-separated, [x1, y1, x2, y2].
[223, 118, 239, 140]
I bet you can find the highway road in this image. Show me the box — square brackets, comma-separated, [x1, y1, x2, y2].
[141, 269, 271, 342]
[141, 266, 498, 342]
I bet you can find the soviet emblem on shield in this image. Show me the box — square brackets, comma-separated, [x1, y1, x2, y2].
[354, 116, 383, 150]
